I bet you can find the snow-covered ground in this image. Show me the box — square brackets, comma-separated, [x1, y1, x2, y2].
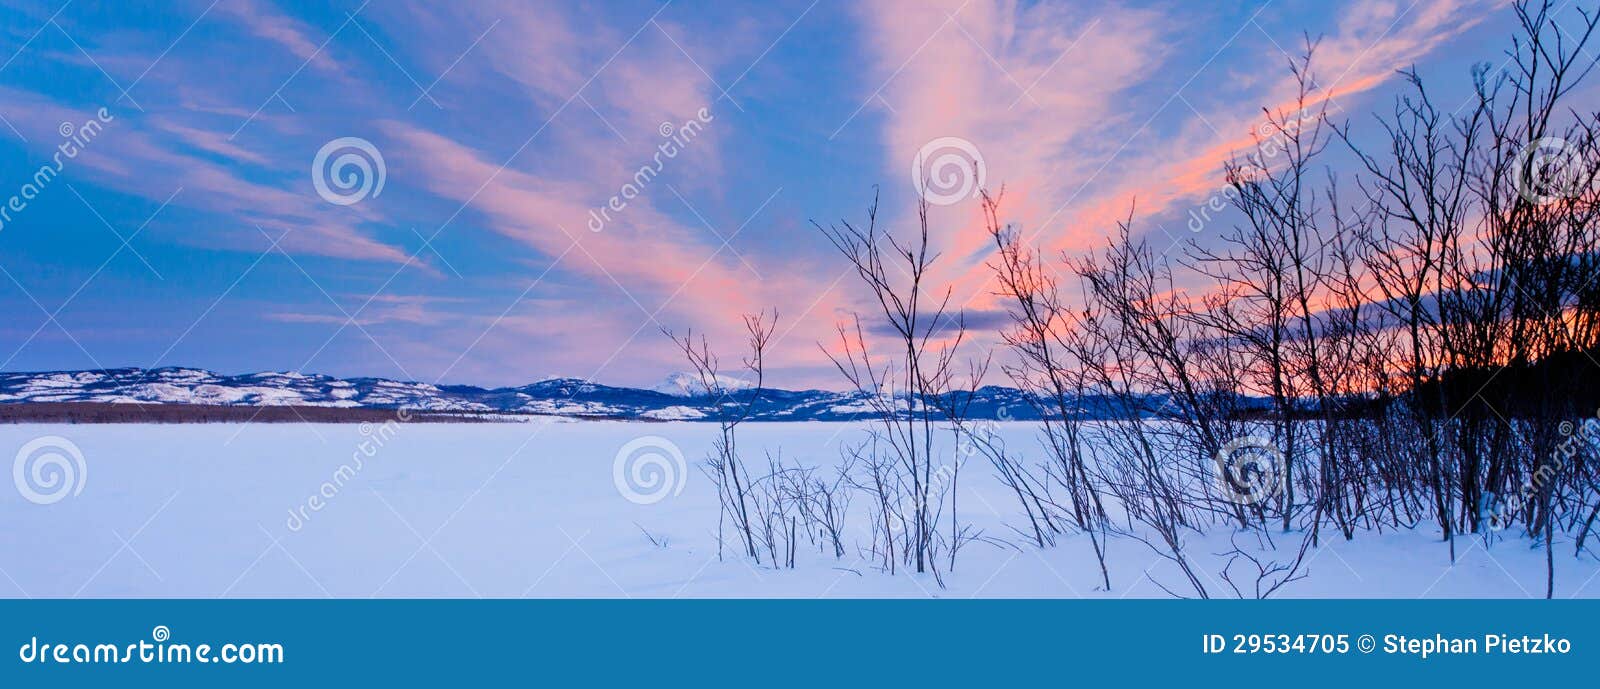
[1, 421, 1595, 598]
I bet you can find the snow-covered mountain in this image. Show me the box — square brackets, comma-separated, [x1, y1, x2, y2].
[0, 367, 1139, 421]
[651, 372, 755, 397]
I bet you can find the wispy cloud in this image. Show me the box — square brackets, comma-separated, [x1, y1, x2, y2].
[0, 0, 1523, 387]
[0, 86, 411, 264]
[219, 0, 347, 76]
[852, 0, 1504, 317]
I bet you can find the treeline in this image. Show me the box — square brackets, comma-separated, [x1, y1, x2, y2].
[0, 402, 493, 424]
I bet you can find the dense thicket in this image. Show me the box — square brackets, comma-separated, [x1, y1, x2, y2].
[678, 0, 1600, 598]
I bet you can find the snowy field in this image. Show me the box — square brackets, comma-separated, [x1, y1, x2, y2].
[1, 421, 1596, 599]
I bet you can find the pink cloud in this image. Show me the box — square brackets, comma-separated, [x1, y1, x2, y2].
[379, 120, 792, 328]
[855, 0, 1506, 316]
[219, 0, 346, 76]
[851, 0, 1172, 305]
[150, 118, 272, 166]
[1041, 0, 1504, 248]
[357, 2, 851, 373]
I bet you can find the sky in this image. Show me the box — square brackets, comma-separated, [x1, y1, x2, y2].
[0, 0, 1548, 390]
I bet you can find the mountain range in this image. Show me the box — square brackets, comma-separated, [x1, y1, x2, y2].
[0, 367, 1095, 421]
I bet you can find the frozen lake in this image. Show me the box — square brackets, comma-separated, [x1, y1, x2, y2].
[1, 421, 1593, 598]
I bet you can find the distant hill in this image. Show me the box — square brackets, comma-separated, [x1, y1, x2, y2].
[0, 367, 1150, 422]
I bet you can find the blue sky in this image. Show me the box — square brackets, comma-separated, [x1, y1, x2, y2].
[0, 0, 1550, 389]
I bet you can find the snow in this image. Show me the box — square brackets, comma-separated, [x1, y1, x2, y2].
[639, 405, 708, 420]
[652, 371, 752, 397]
[0, 421, 1594, 599]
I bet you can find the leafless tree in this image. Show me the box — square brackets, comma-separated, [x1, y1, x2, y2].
[816, 192, 974, 582]
[664, 311, 777, 563]
[986, 189, 1114, 589]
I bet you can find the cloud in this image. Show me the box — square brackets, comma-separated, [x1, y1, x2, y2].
[362, 1, 845, 363]
[854, 0, 1506, 314]
[150, 118, 272, 166]
[218, 0, 346, 76]
[1031, 0, 1506, 259]
[0, 0, 1519, 389]
[0, 87, 412, 264]
[850, 0, 1173, 299]
[267, 294, 469, 327]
